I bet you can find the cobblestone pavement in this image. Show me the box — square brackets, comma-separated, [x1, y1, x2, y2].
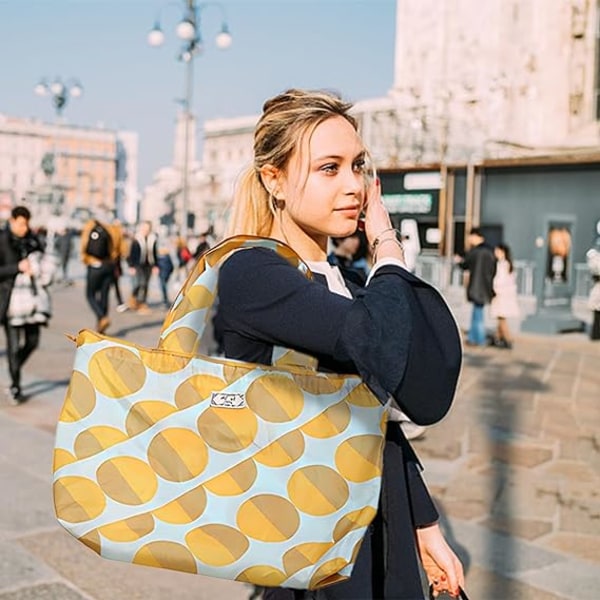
[0, 268, 598, 599]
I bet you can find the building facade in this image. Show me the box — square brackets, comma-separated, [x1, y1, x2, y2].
[0, 114, 139, 228]
[144, 0, 600, 263]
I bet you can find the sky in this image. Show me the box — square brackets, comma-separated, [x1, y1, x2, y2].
[0, 0, 397, 189]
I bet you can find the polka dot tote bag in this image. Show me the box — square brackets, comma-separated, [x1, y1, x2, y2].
[53, 236, 387, 590]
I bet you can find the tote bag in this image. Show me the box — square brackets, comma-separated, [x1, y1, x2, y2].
[53, 236, 387, 590]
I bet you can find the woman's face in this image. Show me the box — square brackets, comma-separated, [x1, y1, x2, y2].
[278, 116, 368, 240]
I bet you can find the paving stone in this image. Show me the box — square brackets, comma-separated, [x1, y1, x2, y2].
[0, 416, 54, 483]
[464, 563, 566, 599]
[540, 410, 583, 441]
[482, 516, 553, 541]
[487, 475, 559, 521]
[540, 460, 599, 484]
[518, 557, 600, 600]
[559, 498, 600, 536]
[543, 533, 600, 565]
[0, 462, 57, 534]
[0, 540, 57, 591]
[438, 498, 489, 521]
[0, 583, 87, 600]
[452, 520, 564, 575]
[490, 440, 553, 467]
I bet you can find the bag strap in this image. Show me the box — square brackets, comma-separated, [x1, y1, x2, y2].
[158, 235, 317, 368]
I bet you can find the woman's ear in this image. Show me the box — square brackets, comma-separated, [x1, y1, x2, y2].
[259, 164, 281, 198]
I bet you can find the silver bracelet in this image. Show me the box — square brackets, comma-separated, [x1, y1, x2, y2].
[371, 228, 402, 254]
[372, 237, 405, 262]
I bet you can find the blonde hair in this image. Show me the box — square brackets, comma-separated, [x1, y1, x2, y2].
[226, 89, 358, 237]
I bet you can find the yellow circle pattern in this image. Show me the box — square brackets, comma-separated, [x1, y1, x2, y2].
[74, 426, 128, 459]
[246, 374, 304, 422]
[186, 524, 249, 566]
[335, 435, 383, 483]
[88, 347, 146, 398]
[140, 349, 190, 373]
[333, 506, 377, 542]
[54, 476, 106, 523]
[60, 370, 96, 422]
[283, 542, 333, 576]
[160, 327, 199, 354]
[96, 456, 158, 505]
[153, 485, 207, 524]
[147, 428, 208, 482]
[133, 541, 197, 574]
[343, 383, 380, 407]
[197, 406, 258, 453]
[287, 466, 349, 516]
[204, 459, 257, 496]
[125, 401, 177, 437]
[300, 401, 350, 438]
[293, 374, 345, 395]
[236, 565, 288, 587]
[175, 374, 227, 410]
[254, 430, 305, 467]
[237, 494, 300, 542]
[99, 513, 155, 542]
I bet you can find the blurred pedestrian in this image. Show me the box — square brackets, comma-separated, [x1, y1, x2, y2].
[0, 206, 54, 403]
[157, 240, 175, 309]
[54, 225, 74, 285]
[111, 218, 129, 313]
[489, 243, 519, 349]
[127, 220, 158, 315]
[586, 246, 600, 341]
[327, 232, 367, 286]
[193, 231, 211, 260]
[80, 209, 121, 333]
[458, 227, 497, 346]
[175, 235, 192, 282]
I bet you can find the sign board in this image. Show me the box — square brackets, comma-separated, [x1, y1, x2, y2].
[382, 193, 433, 214]
[404, 172, 442, 190]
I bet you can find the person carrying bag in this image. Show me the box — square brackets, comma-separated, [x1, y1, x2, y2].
[54, 89, 466, 599]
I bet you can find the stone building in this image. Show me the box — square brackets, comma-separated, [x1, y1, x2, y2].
[0, 114, 138, 228]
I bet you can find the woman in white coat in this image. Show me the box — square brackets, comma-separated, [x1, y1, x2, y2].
[490, 243, 519, 349]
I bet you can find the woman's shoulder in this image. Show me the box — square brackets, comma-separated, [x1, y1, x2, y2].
[220, 246, 295, 275]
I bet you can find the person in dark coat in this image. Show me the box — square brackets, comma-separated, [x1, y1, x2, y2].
[458, 228, 497, 346]
[217, 89, 465, 599]
[0, 206, 41, 403]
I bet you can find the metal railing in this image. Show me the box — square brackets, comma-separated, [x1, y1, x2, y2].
[414, 256, 592, 300]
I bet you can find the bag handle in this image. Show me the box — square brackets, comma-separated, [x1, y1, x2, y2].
[158, 235, 315, 366]
[428, 585, 471, 600]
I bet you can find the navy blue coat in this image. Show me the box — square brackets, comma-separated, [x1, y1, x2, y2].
[215, 247, 462, 599]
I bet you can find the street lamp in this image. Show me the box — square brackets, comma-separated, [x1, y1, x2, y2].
[34, 77, 84, 218]
[34, 77, 83, 120]
[147, 1, 232, 240]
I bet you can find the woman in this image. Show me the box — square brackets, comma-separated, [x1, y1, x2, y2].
[4, 209, 56, 403]
[490, 243, 519, 349]
[216, 89, 464, 599]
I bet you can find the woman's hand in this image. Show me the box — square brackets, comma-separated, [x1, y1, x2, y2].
[415, 523, 465, 597]
[363, 178, 392, 247]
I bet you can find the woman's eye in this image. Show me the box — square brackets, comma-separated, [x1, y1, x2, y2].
[353, 159, 366, 173]
[321, 164, 338, 174]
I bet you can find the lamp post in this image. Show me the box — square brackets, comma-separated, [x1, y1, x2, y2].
[148, 1, 232, 240]
[34, 77, 83, 121]
[34, 77, 84, 218]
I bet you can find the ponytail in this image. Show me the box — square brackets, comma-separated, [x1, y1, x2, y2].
[226, 166, 274, 237]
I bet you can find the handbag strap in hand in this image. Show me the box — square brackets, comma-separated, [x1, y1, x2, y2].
[428, 585, 471, 600]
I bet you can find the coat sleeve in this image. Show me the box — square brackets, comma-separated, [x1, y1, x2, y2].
[218, 248, 462, 426]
